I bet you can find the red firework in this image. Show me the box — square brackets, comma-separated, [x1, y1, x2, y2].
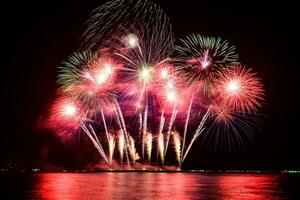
[215, 66, 264, 113]
[81, 56, 120, 94]
[48, 97, 85, 139]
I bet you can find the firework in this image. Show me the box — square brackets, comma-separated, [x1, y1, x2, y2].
[175, 34, 239, 85]
[47, 0, 265, 170]
[164, 106, 177, 158]
[181, 92, 194, 162]
[81, 0, 174, 57]
[123, 33, 139, 49]
[58, 51, 118, 106]
[215, 66, 264, 113]
[172, 131, 181, 165]
[157, 133, 165, 165]
[118, 130, 125, 163]
[108, 133, 116, 165]
[181, 106, 212, 164]
[49, 97, 83, 140]
[145, 132, 153, 163]
[57, 50, 96, 92]
[128, 135, 139, 163]
[81, 124, 109, 165]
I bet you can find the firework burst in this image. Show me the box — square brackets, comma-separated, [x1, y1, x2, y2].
[46, 0, 265, 170]
[49, 97, 84, 141]
[175, 33, 239, 85]
[58, 50, 119, 114]
[215, 66, 264, 113]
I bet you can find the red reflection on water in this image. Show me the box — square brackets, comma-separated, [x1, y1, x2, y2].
[37, 173, 79, 200]
[217, 174, 282, 200]
[33, 173, 283, 200]
[35, 173, 198, 200]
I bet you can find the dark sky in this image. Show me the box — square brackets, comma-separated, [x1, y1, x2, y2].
[2, 0, 295, 170]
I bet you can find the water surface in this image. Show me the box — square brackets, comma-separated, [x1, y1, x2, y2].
[1, 173, 299, 199]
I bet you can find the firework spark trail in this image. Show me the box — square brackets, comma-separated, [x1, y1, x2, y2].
[156, 107, 165, 161]
[181, 106, 212, 163]
[145, 132, 153, 163]
[84, 124, 107, 158]
[180, 93, 194, 163]
[80, 123, 109, 165]
[128, 135, 139, 164]
[142, 104, 148, 161]
[108, 133, 116, 165]
[81, 0, 174, 58]
[100, 108, 109, 143]
[115, 102, 129, 142]
[157, 133, 164, 165]
[88, 124, 101, 147]
[138, 113, 142, 140]
[114, 104, 130, 167]
[115, 102, 131, 167]
[172, 131, 181, 165]
[118, 130, 125, 163]
[164, 105, 177, 158]
[159, 106, 165, 135]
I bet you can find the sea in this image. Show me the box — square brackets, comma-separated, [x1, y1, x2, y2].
[1, 172, 299, 199]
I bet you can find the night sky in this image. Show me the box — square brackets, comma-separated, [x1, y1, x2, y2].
[2, 0, 295, 170]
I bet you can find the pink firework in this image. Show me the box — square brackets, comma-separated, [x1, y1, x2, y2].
[215, 66, 264, 113]
[80, 56, 120, 95]
[154, 64, 190, 112]
[48, 97, 85, 140]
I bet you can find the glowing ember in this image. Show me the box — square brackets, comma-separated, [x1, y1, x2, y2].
[200, 50, 211, 69]
[62, 103, 76, 117]
[95, 64, 113, 85]
[167, 81, 174, 90]
[123, 33, 139, 48]
[139, 66, 151, 82]
[167, 91, 176, 102]
[226, 79, 240, 94]
[161, 68, 169, 79]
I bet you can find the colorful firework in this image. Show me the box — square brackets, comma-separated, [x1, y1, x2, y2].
[46, 0, 265, 170]
[48, 97, 84, 140]
[175, 33, 239, 85]
[58, 50, 118, 110]
[215, 66, 264, 113]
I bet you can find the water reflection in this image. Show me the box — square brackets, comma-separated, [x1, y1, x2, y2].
[25, 173, 294, 199]
[217, 174, 283, 200]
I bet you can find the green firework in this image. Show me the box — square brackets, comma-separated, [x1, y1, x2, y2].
[175, 33, 240, 84]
